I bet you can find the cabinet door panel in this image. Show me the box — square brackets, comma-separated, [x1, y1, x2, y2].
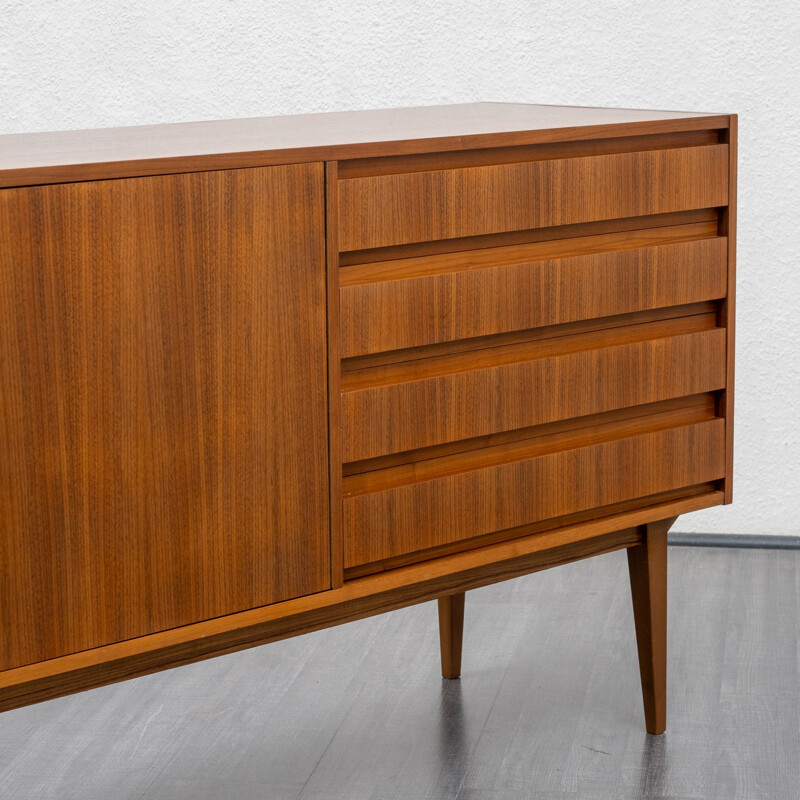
[0, 165, 330, 671]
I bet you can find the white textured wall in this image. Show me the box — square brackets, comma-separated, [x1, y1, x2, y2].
[2, 1, 799, 535]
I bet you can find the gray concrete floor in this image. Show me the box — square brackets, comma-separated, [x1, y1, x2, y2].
[1, 545, 798, 800]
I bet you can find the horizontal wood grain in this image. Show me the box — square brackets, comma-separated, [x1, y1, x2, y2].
[0, 103, 729, 189]
[342, 319, 726, 462]
[340, 234, 726, 356]
[0, 166, 331, 672]
[343, 419, 725, 568]
[338, 145, 729, 251]
[0, 490, 724, 712]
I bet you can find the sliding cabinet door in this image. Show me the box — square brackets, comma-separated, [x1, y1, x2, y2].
[0, 164, 330, 671]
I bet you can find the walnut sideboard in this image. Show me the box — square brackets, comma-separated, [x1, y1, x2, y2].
[0, 103, 736, 731]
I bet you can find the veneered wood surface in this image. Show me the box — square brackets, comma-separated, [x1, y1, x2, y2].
[0, 490, 722, 712]
[338, 208, 719, 268]
[0, 103, 735, 715]
[343, 419, 725, 568]
[0, 165, 330, 671]
[340, 234, 727, 357]
[325, 161, 345, 589]
[338, 145, 729, 251]
[343, 483, 715, 579]
[344, 395, 717, 492]
[723, 116, 738, 503]
[342, 322, 726, 462]
[337, 129, 722, 178]
[0, 102, 729, 188]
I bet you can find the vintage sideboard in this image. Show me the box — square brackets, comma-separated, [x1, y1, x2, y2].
[0, 103, 736, 732]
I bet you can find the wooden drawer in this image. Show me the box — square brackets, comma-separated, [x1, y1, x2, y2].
[343, 417, 726, 569]
[338, 145, 728, 252]
[342, 316, 726, 463]
[340, 233, 727, 357]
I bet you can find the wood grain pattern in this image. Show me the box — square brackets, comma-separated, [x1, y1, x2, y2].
[344, 394, 717, 492]
[342, 322, 726, 462]
[340, 234, 727, 357]
[627, 517, 674, 734]
[325, 161, 345, 589]
[337, 129, 722, 178]
[339, 217, 718, 282]
[338, 208, 719, 267]
[0, 165, 330, 671]
[438, 593, 465, 679]
[0, 103, 729, 189]
[344, 482, 716, 579]
[0, 103, 735, 719]
[0, 490, 723, 712]
[722, 115, 738, 503]
[343, 419, 725, 568]
[341, 302, 717, 373]
[338, 145, 729, 251]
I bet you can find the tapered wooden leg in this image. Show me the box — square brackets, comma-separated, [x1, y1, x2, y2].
[438, 592, 465, 679]
[627, 517, 675, 735]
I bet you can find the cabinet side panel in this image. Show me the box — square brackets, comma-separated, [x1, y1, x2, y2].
[722, 115, 737, 503]
[0, 165, 330, 671]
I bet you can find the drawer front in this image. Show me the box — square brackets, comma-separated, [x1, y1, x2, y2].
[342, 323, 726, 463]
[338, 145, 728, 252]
[343, 419, 726, 569]
[340, 235, 727, 357]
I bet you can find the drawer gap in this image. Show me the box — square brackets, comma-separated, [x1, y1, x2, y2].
[343, 419, 725, 567]
[339, 209, 721, 266]
[343, 393, 720, 496]
[343, 392, 719, 479]
[340, 221, 720, 287]
[338, 129, 723, 179]
[341, 307, 719, 389]
[344, 482, 720, 579]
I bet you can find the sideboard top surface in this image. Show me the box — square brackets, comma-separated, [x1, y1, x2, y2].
[0, 102, 732, 188]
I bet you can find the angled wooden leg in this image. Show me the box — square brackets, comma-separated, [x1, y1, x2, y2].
[627, 517, 675, 735]
[438, 592, 465, 679]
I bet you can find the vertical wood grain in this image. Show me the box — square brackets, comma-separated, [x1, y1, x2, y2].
[722, 115, 738, 504]
[341, 325, 726, 462]
[0, 165, 330, 671]
[627, 517, 675, 734]
[343, 419, 725, 568]
[338, 145, 729, 251]
[438, 592, 465, 679]
[326, 161, 344, 588]
[339, 235, 728, 357]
